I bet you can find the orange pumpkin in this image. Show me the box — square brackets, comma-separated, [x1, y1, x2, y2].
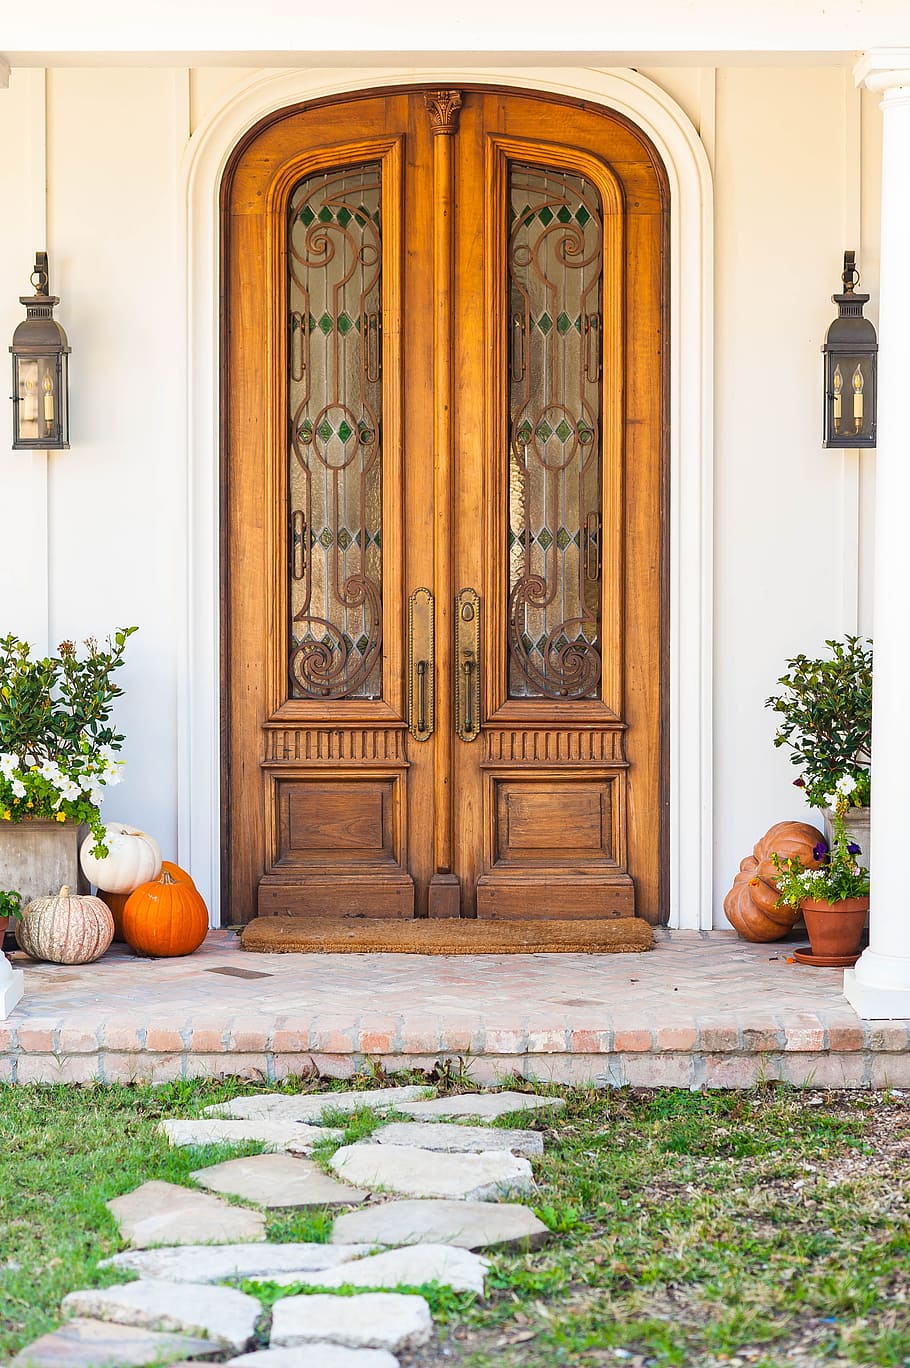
[723, 856, 800, 943]
[160, 860, 196, 887]
[98, 890, 130, 942]
[123, 871, 209, 958]
[753, 821, 825, 886]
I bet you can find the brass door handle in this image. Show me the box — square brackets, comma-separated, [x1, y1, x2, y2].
[408, 588, 435, 741]
[417, 659, 428, 734]
[455, 587, 481, 742]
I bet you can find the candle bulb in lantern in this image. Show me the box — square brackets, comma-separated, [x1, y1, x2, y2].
[833, 364, 843, 431]
[23, 377, 38, 424]
[852, 364, 864, 429]
[42, 373, 54, 428]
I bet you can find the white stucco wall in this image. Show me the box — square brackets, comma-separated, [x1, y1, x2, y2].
[0, 60, 883, 923]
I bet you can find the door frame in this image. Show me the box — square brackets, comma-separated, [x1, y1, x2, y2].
[177, 64, 715, 929]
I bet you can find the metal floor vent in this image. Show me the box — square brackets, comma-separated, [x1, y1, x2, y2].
[205, 966, 273, 979]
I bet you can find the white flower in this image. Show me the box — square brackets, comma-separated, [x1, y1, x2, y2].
[10, 779, 25, 799]
[823, 793, 838, 810]
[0, 752, 19, 780]
[836, 774, 858, 796]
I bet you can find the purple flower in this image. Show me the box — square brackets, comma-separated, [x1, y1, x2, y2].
[793, 777, 806, 788]
[848, 842, 862, 856]
[813, 841, 829, 861]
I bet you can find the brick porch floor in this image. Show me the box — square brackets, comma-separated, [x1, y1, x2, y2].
[2, 929, 908, 1088]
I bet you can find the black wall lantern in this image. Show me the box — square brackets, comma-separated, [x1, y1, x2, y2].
[10, 252, 70, 450]
[822, 251, 877, 449]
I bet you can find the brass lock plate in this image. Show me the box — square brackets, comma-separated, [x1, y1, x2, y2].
[408, 586, 435, 741]
[455, 587, 481, 742]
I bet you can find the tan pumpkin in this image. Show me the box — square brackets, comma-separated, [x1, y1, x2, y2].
[123, 871, 209, 958]
[753, 820, 825, 886]
[80, 824, 162, 895]
[16, 885, 114, 964]
[723, 856, 800, 943]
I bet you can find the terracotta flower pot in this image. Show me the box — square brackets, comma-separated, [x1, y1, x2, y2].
[801, 897, 869, 960]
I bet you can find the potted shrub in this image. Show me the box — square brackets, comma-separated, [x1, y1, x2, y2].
[0, 628, 137, 904]
[772, 792, 870, 963]
[765, 635, 872, 865]
[0, 889, 21, 951]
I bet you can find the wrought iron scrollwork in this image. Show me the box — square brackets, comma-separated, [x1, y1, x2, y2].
[287, 163, 384, 700]
[507, 163, 605, 701]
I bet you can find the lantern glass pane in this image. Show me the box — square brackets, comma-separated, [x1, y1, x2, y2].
[828, 351, 875, 446]
[15, 357, 40, 443]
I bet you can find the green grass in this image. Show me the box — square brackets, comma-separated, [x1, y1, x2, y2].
[1, 1078, 908, 1366]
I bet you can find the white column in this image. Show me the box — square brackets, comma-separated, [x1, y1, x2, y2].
[845, 53, 910, 1018]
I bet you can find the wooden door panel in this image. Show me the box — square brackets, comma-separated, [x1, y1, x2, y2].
[223, 86, 667, 925]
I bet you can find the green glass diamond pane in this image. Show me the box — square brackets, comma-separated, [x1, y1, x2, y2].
[337, 313, 354, 336]
[316, 420, 333, 441]
[317, 313, 333, 336]
[337, 421, 354, 443]
[555, 420, 573, 443]
[537, 528, 553, 550]
[337, 528, 353, 551]
[318, 528, 333, 548]
[536, 313, 552, 334]
[556, 527, 572, 550]
[336, 207, 352, 227]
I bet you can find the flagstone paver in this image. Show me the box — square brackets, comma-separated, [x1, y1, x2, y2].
[191, 1152, 367, 1207]
[159, 1118, 344, 1152]
[101, 1241, 374, 1283]
[330, 1197, 551, 1251]
[267, 1243, 489, 1296]
[61, 1281, 261, 1354]
[369, 1120, 544, 1156]
[9, 1318, 221, 1368]
[107, 1180, 266, 1248]
[225, 1349, 399, 1367]
[205, 1086, 432, 1122]
[330, 1142, 534, 1200]
[397, 1090, 566, 1121]
[269, 1292, 433, 1352]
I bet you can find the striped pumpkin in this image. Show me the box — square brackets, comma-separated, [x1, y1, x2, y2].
[16, 885, 114, 964]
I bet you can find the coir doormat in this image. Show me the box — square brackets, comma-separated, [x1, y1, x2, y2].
[240, 915, 653, 955]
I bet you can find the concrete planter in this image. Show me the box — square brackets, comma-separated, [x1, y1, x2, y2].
[0, 818, 89, 907]
[823, 806, 871, 869]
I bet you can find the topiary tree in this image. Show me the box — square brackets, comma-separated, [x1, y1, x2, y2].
[765, 635, 872, 810]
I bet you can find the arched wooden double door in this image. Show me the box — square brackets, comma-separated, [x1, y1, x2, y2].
[222, 86, 668, 925]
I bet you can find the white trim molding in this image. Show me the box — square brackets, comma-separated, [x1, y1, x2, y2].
[845, 52, 910, 1017]
[178, 65, 715, 930]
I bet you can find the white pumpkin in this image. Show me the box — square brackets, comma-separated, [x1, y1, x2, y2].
[80, 824, 162, 894]
[16, 885, 114, 964]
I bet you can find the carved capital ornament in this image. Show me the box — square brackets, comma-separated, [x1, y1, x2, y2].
[424, 89, 463, 135]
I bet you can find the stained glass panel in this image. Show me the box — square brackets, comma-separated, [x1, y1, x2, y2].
[287, 163, 383, 699]
[507, 163, 603, 700]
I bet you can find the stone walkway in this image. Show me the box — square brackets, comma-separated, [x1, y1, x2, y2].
[12, 1085, 560, 1367]
[2, 930, 909, 1088]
